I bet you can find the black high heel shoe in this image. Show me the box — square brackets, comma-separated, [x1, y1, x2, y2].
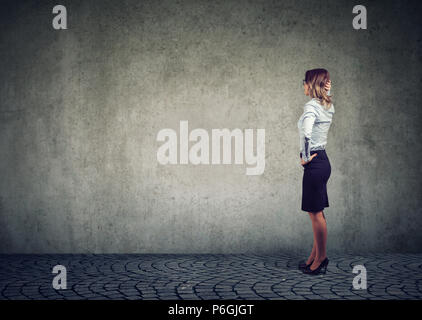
[298, 259, 314, 271]
[303, 257, 329, 275]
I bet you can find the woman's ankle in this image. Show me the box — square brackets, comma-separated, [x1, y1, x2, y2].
[313, 255, 327, 263]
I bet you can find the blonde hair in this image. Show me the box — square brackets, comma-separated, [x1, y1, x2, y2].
[305, 68, 332, 110]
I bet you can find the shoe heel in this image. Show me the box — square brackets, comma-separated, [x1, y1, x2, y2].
[323, 259, 329, 274]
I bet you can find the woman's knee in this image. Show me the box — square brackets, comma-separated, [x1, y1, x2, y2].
[308, 210, 324, 220]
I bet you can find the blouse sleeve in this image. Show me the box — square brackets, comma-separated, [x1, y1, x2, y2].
[300, 105, 318, 162]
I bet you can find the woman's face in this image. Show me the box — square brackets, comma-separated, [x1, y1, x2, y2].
[303, 81, 310, 96]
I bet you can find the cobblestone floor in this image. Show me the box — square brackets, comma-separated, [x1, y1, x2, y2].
[0, 253, 421, 300]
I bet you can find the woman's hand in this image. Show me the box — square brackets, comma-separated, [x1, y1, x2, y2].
[324, 80, 331, 92]
[301, 153, 318, 166]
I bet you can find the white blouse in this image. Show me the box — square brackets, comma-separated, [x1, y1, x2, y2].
[297, 97, 335, 162]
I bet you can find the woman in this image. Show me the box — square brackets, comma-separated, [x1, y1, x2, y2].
[297, 68, 334, 275]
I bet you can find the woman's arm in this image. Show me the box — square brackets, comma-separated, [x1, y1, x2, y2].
[300, 105, 318, 162]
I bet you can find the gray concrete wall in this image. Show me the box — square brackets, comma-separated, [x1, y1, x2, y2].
[0, 0, 421, 254]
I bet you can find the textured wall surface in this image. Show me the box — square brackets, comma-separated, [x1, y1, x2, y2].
[0, 0, 421, 254]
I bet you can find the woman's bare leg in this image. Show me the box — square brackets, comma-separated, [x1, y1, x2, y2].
[306, 229, 317, 265]
[308, 211, 327, 271]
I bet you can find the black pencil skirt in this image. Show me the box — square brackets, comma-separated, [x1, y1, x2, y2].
[300, 149, 331, 213]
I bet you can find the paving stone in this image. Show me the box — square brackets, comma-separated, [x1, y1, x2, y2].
[0, 253, 421, 300]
